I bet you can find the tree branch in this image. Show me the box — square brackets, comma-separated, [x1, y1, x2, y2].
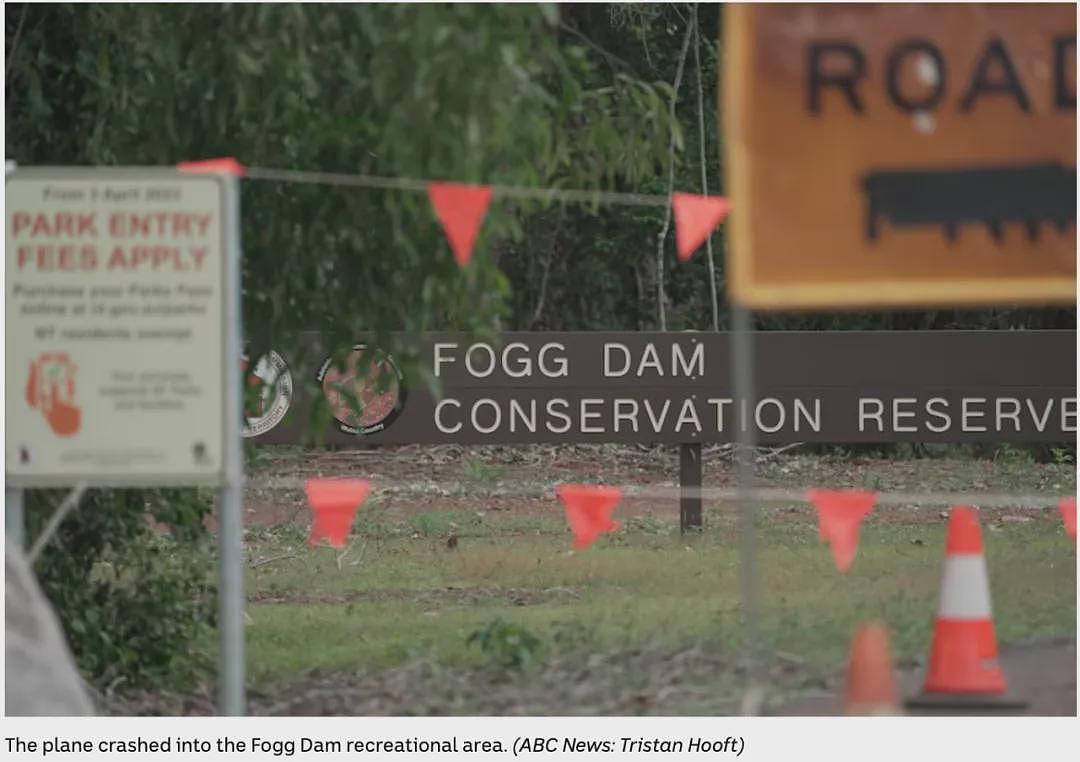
[28, 483, 88, 564]
[692, 4, 720, 331]
[559, 21, 637, 77]
[654, 9, 695, 331]
[529, 248, 554, 329]
[5, 4, 30, 78]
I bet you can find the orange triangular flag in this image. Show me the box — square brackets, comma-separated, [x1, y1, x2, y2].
[1061, 497, 1077, 541]
[177, 157, 246, 176]
[671, 192, 730, 262]
[427, 181, 492, 268]
[555, 484, 622, 550]
[807, 489, 878, 573]
[304, 478, 371, 548]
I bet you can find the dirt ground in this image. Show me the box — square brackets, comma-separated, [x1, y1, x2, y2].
[121, 444, 1075, 718]
[271, 636, 1075, 716]
[780, 637, 1076, 716]
[107, 637, 1075, 717]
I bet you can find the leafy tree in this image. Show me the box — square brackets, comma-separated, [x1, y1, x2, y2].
[6, 3, 680, 371]
[4, 1, 680, 689]
[24, 488, 217, 691]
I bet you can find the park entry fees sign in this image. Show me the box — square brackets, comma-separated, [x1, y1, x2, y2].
[5, 168, 229, 486]
[725, 3, 1076, 309]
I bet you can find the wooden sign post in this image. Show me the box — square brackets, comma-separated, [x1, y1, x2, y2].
[679, 443, 703, 532]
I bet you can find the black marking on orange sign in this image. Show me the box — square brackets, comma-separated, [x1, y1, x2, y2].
[861, 162, 1076, 242]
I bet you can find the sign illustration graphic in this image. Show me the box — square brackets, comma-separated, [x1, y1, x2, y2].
[25, 352, 81, 437]
[317, 345, 406, 435]
[241, 351, 293, 438]
[862, 162, 1076, 242]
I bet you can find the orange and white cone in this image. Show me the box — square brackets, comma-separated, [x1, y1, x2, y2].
[844, 623, 902, 715]
[907, 506, 1025, 712]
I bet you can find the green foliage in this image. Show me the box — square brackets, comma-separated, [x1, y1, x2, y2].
[860, 472, 885, 491]
[463, 457, 503, 483]
[1051, 447, 1074, 466]
[6, 2, 1071, 342]
[5, 2, 681, 690]
[409, 511, 459, 538]
[244, 443, 276, 471]
[551, 620, 598, 651]
[5, 3, 681, 385]
[26, 488, 216, 689]
[994, 444, 1036, 465]
[620, 514, 670, 536]
[466, 618, 543, 669]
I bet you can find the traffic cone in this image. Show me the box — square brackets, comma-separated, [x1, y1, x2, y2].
[906, 506, 1026, 713]
[844, 622, 901, 715]
[1060, 497, 1076, 541]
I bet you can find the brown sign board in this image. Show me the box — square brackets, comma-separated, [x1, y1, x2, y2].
[243, 331, 1076, 445]
[723, 3, 1077, 310]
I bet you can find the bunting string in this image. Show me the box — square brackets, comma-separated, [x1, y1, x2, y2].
[242, 166, 674, 208]
[180, 157, 730, 266]
[243, 478, 1068, 510]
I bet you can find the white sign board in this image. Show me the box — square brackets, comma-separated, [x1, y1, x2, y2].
[5, 168, 230, 486]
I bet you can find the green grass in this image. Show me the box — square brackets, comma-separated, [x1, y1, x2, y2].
[462, 457, 504, 483]
[240, 513, 1076, 685]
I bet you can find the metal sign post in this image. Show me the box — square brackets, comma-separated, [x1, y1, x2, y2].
[5, 487, 26, 549]
[731, 305, 762, 714]
[218, 171, 246, 716]
[4, 161, 23, 550]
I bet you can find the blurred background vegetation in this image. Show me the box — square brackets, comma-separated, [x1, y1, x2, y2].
[6, 3, 1075, 693]
[8, 3, 1073, 345]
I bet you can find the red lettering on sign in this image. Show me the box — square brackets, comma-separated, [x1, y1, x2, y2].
[10, 212, 97, 238]
[108, 212, 213, 237]
[105, 245, 206, 270]
[17, 245, 97, 271]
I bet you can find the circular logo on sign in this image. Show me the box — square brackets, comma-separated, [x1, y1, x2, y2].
[241, 350, 294, 438]
[317, 345, 406, 435]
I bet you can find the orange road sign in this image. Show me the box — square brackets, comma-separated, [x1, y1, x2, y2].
[724, 3, 1076, 310]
